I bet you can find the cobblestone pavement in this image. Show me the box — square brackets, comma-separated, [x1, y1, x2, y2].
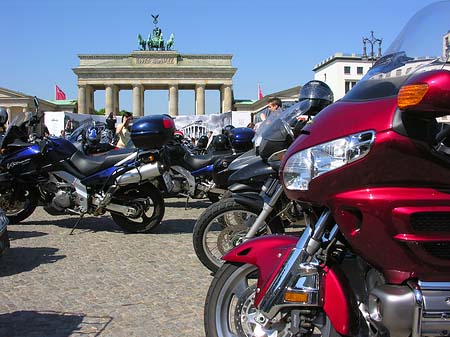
[0, 198, 214, 337]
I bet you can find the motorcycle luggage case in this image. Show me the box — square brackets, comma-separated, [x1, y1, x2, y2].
[229, 127, 255, 152]
[131, 114, 176, 150]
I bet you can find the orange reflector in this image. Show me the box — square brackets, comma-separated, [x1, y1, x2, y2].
[284, 291, 308, 303]
[398, 84, 428, 109]
[148, 155, 155, 162]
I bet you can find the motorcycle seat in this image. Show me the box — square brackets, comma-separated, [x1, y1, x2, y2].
[69, 148, 134, 176]
[183, 150, 232, 171]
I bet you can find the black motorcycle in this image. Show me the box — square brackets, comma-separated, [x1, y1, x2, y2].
[160, 127, 255, 203]
[193, 80, 334, 272]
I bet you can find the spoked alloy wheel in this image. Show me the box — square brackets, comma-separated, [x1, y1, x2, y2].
[193, 198, 279, 273]
[110, 183, 165, 233]
[204, 262, 341, 337]
[0, 187, 38, 224]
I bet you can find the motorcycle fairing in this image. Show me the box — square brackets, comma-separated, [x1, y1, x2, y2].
[331, 187, 450, 283]
[222, 235, 359, 336]
[81, 166, 118, 187]
[228, 158, 276, 185]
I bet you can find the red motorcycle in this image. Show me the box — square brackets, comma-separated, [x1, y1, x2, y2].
[204, 2, 450, 336]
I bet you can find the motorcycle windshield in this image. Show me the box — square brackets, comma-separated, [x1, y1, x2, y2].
[67, 118, 95, 143]
[260, 100, 314, 140]
[344, 1, 450, 101]
[0, 111, 35, 149]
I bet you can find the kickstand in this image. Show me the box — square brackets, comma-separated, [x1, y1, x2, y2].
[184, 195, 190, 210]
[69, 213, 85, 235]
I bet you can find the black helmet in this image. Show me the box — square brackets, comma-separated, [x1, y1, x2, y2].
[197, 135, 209, 149]
[0, 107, 8, 126]
[222, 124, 235, 136]
[299, 80, 334, 109]
[212, 134, 231, 151]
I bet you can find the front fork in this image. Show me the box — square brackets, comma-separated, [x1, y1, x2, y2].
[245, 178, 284, 239]
[253, 210, 360, 336]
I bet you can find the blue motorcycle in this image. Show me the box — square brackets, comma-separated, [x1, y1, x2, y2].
[162, 127, 255, 203]
[0, 98, 175, 233]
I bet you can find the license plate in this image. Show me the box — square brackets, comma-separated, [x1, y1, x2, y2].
[163, 171, 174, 192]
[0, 208, 9, 233]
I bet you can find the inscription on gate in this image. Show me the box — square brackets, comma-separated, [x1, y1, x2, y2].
[135, 57, 176, 65]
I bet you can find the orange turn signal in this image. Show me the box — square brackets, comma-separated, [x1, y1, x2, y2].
[284, 291, 308, 303]
[148, 155, 155, 162]
[397, 84, 429, 109]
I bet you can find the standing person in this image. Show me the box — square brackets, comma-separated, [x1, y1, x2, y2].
[266, 97, 283, 119]
[65, 118, 74, 135]
[254, 97, 283, 130]
[116, 112, 133, 148]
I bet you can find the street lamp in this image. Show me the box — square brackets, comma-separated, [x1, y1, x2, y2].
[362, 31, 382, 62]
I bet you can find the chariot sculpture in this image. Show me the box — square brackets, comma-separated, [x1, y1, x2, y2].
[137, 14, 175, 51]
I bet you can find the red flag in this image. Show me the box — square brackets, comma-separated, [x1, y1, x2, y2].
[258, 83, 264, 100]
[55, 85, 66, 100]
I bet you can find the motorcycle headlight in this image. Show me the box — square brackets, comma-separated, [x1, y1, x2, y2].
[283, 131, 375, 190]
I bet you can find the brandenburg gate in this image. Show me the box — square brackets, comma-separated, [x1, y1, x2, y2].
[72, 51, 236, 117]
[73, 14, 237, 117]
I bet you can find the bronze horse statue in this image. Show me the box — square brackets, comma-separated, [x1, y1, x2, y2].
[166, 33, 174, 50]
[137, 34, 147, 51]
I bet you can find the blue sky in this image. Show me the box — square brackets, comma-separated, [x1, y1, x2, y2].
[0, 0, 440, 115]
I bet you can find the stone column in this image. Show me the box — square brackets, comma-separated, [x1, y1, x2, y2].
[140, 87, 145, 116]
[110, 85, 119, 115]
[221, 84, 233, 113]
[195, 84, 205, 115]
[86, 85, 94, 115]
[105, 84, 114, 115]
[78, 85, 87, 114]
[132, 84, 143, 117]
[168, 84, 179, 117]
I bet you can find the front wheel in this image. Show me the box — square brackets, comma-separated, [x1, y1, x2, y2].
[110, 183, 165, 233]
[205, 262, 341, 337]
[193, 197, 283, 273]
[0, 186, 38, 224]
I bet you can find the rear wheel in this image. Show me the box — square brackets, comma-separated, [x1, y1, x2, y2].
[193, 197, 283, 273]
[110, 183, 165, 233]
[205, 262, 342, 337]
[0, 186, 38, 224]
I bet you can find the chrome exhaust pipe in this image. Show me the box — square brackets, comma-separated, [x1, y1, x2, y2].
[116, 162, 162, 186]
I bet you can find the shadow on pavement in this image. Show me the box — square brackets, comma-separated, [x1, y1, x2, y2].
[28, 216, 123, 234]
[0, 247, 65, 277]
[155, 218, 196, 234]
[7, 229, 48, 241]
[164, 199, 210, 210]
[0, 310, 113, 337]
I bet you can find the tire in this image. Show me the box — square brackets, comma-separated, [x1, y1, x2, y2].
[204, 262, 342, 337]
[110, 183, 165, 233]
[0, 186, 38, 224]
[193, 197, 283, 273]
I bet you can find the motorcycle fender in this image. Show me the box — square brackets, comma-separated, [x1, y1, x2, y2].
[223, 235, 298, 296]
[223, 237, 360, 337]
[228, 183, 261, 194]
[232, 192, 264, 211]
[323, 265, 360, 336]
